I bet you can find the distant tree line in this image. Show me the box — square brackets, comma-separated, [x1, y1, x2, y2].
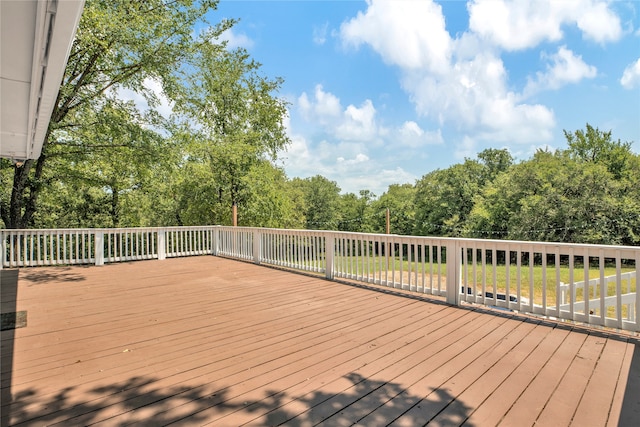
[0, 1, 637, 246]
[285, 125, 639, 246]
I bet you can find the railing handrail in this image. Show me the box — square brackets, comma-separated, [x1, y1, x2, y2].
[0, 225, 220, 233]
[2, 225, 638, 332]
[3, 225, 639, 250]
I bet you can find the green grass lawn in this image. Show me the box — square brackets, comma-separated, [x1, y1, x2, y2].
[333, 254, 636, 315]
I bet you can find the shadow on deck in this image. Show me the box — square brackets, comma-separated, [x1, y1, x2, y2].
[6, 373, 473, 426]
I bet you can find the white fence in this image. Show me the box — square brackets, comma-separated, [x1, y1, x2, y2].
[558, 272, 637, 321]
[0, 227, 218, 267]
[2, 226, 639, 332]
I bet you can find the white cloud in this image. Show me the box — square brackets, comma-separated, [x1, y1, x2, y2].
[219, 28, 254, 50]
[467, 0, 622, 50]
[338, 165, 416, 196]
[336, 100, 379, 141]
[280, 134, 416, 195]
[283, 92, 424, 194]
[398, 121, 443, 147]
[621, 58, 640, 89]
[313, 22, 329, 45]
[455, 135, 479, 160]
[524, 46, 597, 95]
[337, 153, 370, 165]
[280, 113, 313, 166]
[298, 84, 342, 123]
[575, 1, 623, 43]
[468, 0, 562, 50]
[477, 100, 555, 143]
[403, 52, 555, 144]
[340, 0, 451, 73]
[298, 85, 386, 142]
[340, 0, 559, 149]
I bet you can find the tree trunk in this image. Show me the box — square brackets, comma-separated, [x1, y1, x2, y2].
[7, 145, 49, 229]
[6, 125, 53, 229]
[111, 185, 120, 228]
[8, 161, 34, 229]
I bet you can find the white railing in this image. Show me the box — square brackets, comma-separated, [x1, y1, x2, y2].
[259, 228, 327, 274]
[0, 226, 218, 267]
[453, 239, 640, 331]
[331, 232, 450, 297]
[2, 226, 639, 332]
[558, 272, 636, 322]
[1, 229, 97, 266]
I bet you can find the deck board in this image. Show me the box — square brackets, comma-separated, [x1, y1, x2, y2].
[1, 256, 639, 426]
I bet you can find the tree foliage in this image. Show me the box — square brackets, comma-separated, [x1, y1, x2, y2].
[172, 45, 290, 216]
[294, 176, 342, 230]
[465, 129, 638, 244]
[337, 190, 376, 233]
[371, 184, 416, 235]
[565, 124, 633, 179]
[412, 148, 513, 237]
[1, 0, 295, 230]
[2, 0, 224, 228]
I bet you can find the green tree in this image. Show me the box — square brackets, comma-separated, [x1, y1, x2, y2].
[237, 162, 303, 228]
[412, 148, 513, 238]
[294, 176, 341, 230]
[564, 124, 634, 179]
[35, 100, 166, 228]
[477, 148, 513, 183]
[337, 190, 376, 232]
[172, 46, 289, 211]
[413, 160, 484, 236]
[1, 0, 227, 229]
[467, 148, 637, 244]
[371, 184, 416, 235]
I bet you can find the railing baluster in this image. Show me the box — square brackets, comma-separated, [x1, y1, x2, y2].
[541, 247, 546, 313]
[599, 250, 605, 325]
[584, 250, 590, 319]
[505, 244, 511, 309]
[2, 226, 638, 331]
[569, 247, 575, 320]
[616, 252, 622, 327]
[528, 249, 534, 312]
[635, 252, 640, 331]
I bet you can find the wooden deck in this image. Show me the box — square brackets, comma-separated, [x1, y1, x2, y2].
[1, 256, 639, 426]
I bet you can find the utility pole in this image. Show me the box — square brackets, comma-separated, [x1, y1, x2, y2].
[386, 208, 390, 234]
[232, 202, 238, 227]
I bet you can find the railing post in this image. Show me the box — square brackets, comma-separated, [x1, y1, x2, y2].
[325, 233, 335, 280]
[253, 229, 261, 264]
[0, 231, 5, 270]
[157, 229, 166, 260]
[94, 231, 104, 266]
[212, 227, 219, 256]
[636, 252, 640, 332]
[445, 240, 461, 305]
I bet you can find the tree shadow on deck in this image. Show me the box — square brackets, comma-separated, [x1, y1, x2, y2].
[250, 372, 475, 426]
[619, 344, 640, 426]
[19, 266, 87, 284]
[1, 267, 87, 426]
[4, 371, 475, 426]
[1, 269, 19, 427]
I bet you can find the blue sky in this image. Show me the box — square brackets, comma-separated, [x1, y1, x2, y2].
[211, 0, 640, 195]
